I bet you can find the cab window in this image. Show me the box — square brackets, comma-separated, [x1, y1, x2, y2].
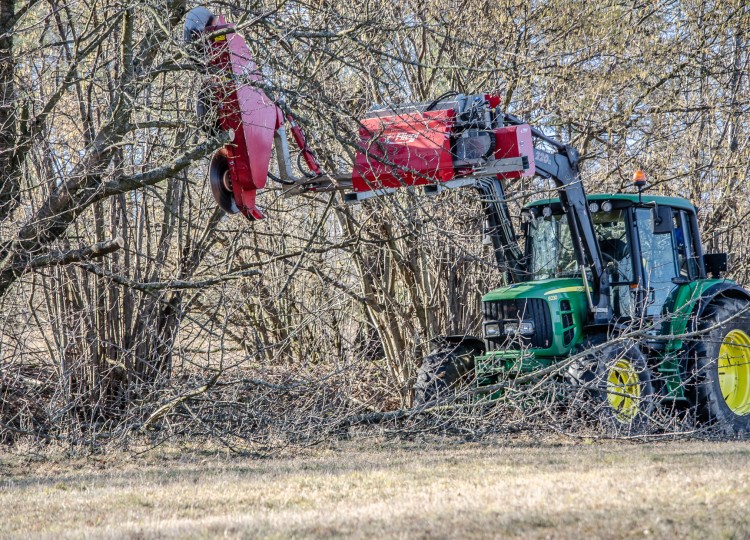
[636, 208, 678, 317]
[596, 210, 634, 319]
[674, 209, 699, 279]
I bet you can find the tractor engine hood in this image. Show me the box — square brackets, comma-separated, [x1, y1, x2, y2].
[482, 277, 586, 303]
[481, 278, 589, 357]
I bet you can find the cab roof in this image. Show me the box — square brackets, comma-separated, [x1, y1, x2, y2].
[525, 193, 696, 212]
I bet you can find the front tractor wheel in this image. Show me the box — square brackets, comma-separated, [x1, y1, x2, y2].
[691, 298, 750, 435]
[570, 339, 655, 434]
[413, 340, 480, 405]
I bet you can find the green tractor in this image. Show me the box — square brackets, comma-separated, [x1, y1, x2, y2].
[415, 120, 750, 435]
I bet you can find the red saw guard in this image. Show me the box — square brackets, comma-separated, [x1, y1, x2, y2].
[204, 16, 282, 221]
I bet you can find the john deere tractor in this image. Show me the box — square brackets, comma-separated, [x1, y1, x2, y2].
[414, 120, 750, 435]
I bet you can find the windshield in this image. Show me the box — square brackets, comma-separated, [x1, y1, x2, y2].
[527, 213, 577, 279]
[526, 209, 633, 283]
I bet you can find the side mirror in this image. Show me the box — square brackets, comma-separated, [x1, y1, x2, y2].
[652, 204, 673, 235]
[704, 253, 728, 278]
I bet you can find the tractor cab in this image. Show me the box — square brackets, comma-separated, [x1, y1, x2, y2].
[521, 194, 708, 322]
[476, 193, 724, 368]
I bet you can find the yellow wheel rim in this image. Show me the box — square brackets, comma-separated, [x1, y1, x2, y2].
[718, 329, 750, 416]
[606, 359, 641, 423]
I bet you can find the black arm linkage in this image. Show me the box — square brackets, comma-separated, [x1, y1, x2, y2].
[503, 114, 612, 324]
[475, 177, 525, 284]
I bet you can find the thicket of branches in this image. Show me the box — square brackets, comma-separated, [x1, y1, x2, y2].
[1, 0, 749, 450]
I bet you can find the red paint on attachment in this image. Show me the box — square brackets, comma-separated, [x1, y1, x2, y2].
[287, 115, 322, 176]
[484, 93, 502, 109]
[351, 109, 456, 192]
[493, 124, 535, 179]
[205, 16, 281, 220]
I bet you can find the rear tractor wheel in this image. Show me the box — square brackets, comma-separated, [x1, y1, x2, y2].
[691, 297, 750, 436]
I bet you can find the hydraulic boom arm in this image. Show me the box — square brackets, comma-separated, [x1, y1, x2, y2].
[503, 114, 611, 324]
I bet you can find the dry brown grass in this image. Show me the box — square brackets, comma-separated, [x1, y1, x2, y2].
[2, 438, 750, 539]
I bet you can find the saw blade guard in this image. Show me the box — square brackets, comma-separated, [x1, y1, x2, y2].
[209, 149, 239, 214]
[189, 8, 281, 221]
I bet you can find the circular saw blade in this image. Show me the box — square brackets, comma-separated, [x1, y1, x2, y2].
[209, 151, 239, 214]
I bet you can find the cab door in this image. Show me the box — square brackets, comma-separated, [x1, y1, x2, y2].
[633, 207, 680, 319]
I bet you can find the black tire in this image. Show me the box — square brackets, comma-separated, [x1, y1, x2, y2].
[569, 337, 655, 435]
[689, 297, 750, 436]
[413, 341, 478, 405]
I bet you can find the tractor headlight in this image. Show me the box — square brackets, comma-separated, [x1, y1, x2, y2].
[519, 321, 535, 335]
[504, 321, 535, 336]
[484, 323, 501, 338]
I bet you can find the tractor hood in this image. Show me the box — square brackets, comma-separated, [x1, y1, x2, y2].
[482, 278, 586, 303]
[480, 277, 589, 358]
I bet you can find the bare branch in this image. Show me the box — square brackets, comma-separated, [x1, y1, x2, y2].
[23, 237, 124, 270]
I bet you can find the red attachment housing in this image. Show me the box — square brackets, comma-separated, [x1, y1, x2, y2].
[494, 124, 535, 179]
[205, 17, 282, 220]
[351, 108, 535, 192]
[351, 109, 456, 192]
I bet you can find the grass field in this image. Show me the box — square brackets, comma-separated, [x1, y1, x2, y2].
[1, 438, 750, 539]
